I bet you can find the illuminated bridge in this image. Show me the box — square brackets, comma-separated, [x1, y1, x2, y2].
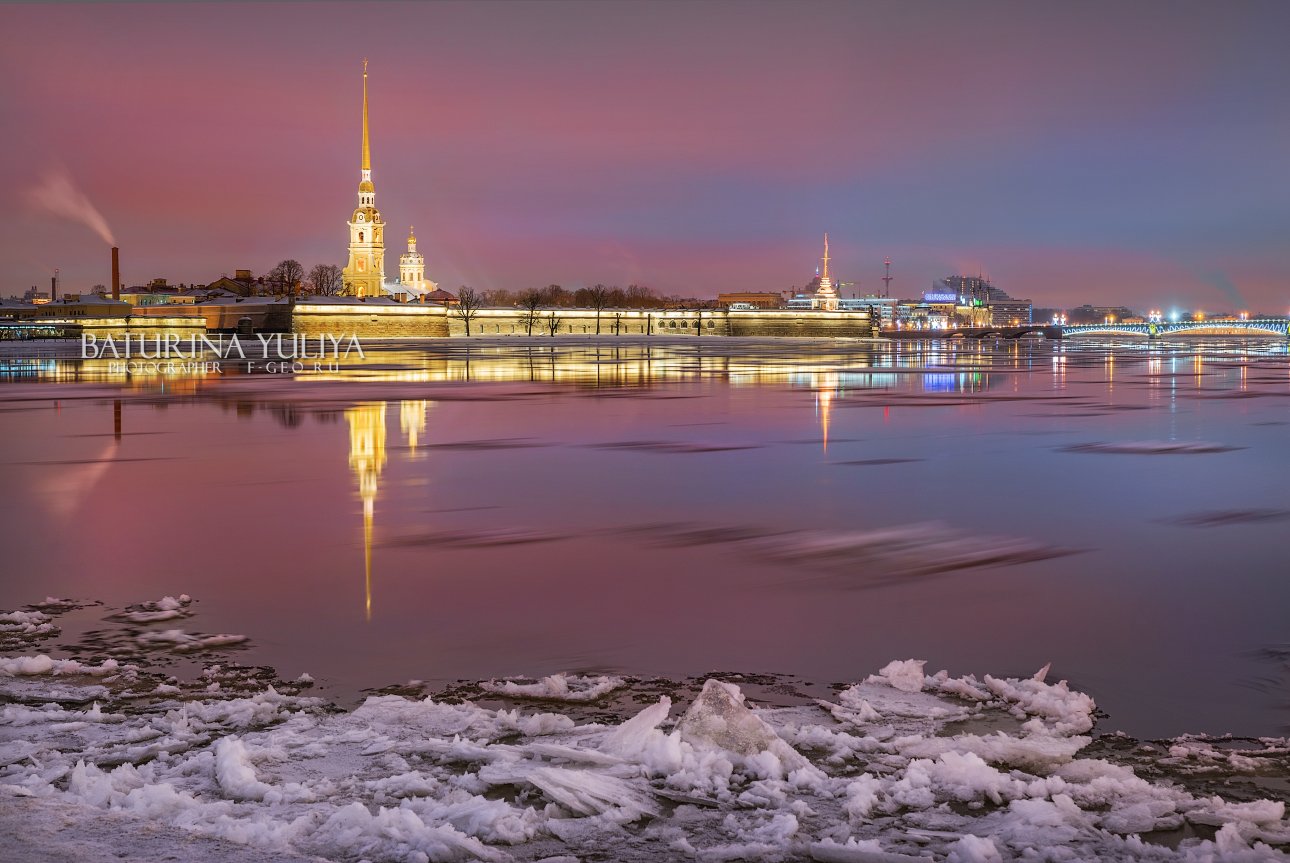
[1061, 318, 1290, 338]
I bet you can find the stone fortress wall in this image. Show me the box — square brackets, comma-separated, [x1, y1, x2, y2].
[294, 305, 876, 339]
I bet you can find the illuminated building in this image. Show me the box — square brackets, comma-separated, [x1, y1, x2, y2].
[398, 227, 438, 299]
[987, 299, 1033, 327]
[812, 233, 839, 311]
[925, 276, 1033, 327]
[717, 292, 785, 309]
[342, 61, 387, 298]
[1065, 304, 1137, 325]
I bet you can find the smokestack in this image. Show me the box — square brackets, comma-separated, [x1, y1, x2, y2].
[51, 275, 57, 302]
[111, 247, 120, 301]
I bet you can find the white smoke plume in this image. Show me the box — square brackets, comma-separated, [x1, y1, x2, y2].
[26, 167, 116, 247]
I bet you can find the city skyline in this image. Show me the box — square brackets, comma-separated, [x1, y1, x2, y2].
[3, 1, 1290, 310]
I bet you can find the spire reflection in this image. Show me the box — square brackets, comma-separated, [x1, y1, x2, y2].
[814, 372, 839, 454]
[347, 402, 387, 621]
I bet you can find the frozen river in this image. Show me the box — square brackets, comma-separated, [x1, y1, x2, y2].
[1, 336, 1288, 739]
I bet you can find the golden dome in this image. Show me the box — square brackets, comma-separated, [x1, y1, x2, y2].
[358, 179, 375, 193]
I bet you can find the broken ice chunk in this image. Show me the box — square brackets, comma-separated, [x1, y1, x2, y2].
[678, 679, 820, 782]
[869, 660, 927, 693]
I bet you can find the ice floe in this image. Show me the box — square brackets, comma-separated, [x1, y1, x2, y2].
[630, 521, 1079, 581]
[1061, 441, 1243, 455]
[109, 595, 193, 624]
[480, 674, 626, 703]
[1, 599, 1288, 861]
[1169, 509, 1290, 528]
[134, 629, 249, 654]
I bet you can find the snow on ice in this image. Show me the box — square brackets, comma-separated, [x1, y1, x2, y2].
[480, 674, 626, 703]
[0, 599, 1288, 862]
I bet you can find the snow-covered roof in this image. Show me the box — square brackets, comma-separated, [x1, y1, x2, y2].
[52, 294, 131, 308]
[193, 296, 291, 306]
[297, 295, 404, 305]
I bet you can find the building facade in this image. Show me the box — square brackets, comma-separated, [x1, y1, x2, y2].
[716, 292, 784, 309]
[398, 226, 438, 298]
[987, 299, 1033, 326]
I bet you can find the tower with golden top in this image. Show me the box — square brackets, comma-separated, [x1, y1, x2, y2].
[813, 233, 839, 310]
[399, 226, 436, 295]
[343, 60, 386, 298]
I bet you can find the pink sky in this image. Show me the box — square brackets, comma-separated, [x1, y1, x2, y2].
[2, 1, 1288, 311]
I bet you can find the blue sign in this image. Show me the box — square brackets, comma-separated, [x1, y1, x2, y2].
[923, 292, 958, 303]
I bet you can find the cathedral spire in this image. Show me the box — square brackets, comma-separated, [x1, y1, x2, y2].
[361, 58, 371, 174]
[345, 59, 384, 298]
[813, 232, 838, 309]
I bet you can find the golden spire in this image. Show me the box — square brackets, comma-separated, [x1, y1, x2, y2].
[361, 58, 371, 173]
[408, 225, 416, 249]
[821, 233, 831, 281]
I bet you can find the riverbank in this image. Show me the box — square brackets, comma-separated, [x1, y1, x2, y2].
[2, 595, 1287, 862]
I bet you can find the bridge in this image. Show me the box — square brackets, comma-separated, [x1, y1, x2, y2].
[1061, 318, 1290, 338]
[884, 325, 1064, 340]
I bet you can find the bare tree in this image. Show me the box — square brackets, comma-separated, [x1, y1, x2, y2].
[268, 259, 305, 296]
[624, 284, 659, 309]
[307, 263, 344, 296]
[545, 310, 561, 337]
[586, 284, 610, 334]
[542, 284, 573, 307]
[518, 289, 543, 336]
[454, 286, 484, 336]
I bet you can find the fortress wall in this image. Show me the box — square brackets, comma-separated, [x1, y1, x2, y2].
[292, 305, 449, 338]
[283, 304, 874, 339]
[727, 311, 876, 338]
[444, 308, 876, 338]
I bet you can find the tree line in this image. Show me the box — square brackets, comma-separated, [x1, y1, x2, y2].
[474, 284, 688, 309]
[254, 266, 709, 318]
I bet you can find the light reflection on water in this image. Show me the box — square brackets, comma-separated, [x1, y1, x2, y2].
[0, 336, 1288, 738]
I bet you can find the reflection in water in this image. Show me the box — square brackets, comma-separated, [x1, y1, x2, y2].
[814, 372, 837, 454]
[400, 400, 428, 452]
[4, 338, 1290, 738]
[347, 403, 387, 620]
[2, 338, 1287, 391]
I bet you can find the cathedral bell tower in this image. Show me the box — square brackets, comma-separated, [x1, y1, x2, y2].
[343, 60, 385, 298]
[400, 226, 425, 292]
